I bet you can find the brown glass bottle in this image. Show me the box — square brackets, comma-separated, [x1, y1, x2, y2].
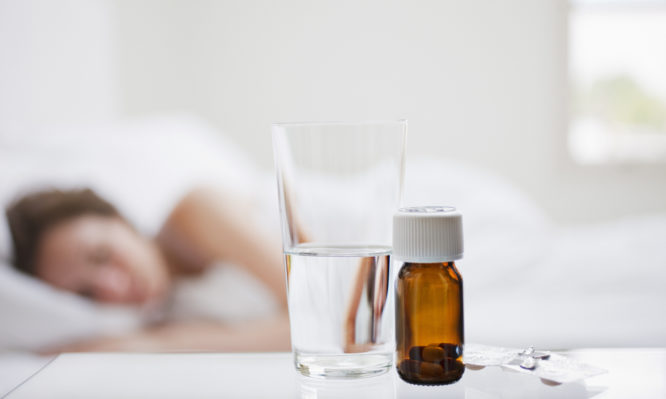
[395, 261, 464, 385]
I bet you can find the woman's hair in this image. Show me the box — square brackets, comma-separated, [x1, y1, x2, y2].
[5, 188, 121, 275]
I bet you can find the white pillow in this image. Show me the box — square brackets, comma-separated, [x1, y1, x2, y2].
[0, 263, 141, 352]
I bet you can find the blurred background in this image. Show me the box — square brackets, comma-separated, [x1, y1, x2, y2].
[1, 0, 665, 370]
[1, 0, 665, 224]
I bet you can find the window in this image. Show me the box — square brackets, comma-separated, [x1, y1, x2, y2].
[569, 0, 666, 164]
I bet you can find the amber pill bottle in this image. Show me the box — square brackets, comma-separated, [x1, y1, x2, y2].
[393, 206, 464, 385]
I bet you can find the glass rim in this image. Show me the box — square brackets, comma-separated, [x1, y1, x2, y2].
[272, 119, 407, 128]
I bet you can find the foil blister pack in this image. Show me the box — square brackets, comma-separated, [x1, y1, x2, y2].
[464, 344, 607, 385]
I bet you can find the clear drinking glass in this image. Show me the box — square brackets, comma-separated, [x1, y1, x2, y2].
[272, 120, 406, 378]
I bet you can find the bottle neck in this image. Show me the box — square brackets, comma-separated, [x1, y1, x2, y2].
[403, 261, 455, 267]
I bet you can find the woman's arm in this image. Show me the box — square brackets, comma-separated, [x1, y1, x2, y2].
[157, 187, 287, 309]
[47, 315, 291, 353]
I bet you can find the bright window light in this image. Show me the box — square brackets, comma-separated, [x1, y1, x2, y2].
[569, 0, 666, 164]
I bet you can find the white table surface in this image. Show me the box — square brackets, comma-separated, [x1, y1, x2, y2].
[3, 348, 664, 398]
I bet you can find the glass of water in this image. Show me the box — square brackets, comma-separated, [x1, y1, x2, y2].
[272, 120, 406, 378]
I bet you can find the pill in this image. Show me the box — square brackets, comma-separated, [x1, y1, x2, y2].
[422, 344, 446, 362]
[408, 346, 425, 361]
[420, 361, 444, 378]
[440, 357, 465, 375]
[398, 359, 421, 376]
[439, 343, 463, 358]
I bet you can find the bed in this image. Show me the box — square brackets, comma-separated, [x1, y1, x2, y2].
[1, 116, 664, 357]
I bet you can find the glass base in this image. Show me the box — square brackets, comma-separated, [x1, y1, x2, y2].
[294, 351, 393, 379]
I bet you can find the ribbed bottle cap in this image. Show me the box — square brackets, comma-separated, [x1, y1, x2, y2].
[393, 206, 464, 262]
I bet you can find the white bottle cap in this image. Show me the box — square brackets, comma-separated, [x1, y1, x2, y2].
[393, 206, 464, 262]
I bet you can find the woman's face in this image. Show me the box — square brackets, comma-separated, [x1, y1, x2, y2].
[35, 215, 170, 305]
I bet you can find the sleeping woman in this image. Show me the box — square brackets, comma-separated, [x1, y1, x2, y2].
[5, 187, 291, 353]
